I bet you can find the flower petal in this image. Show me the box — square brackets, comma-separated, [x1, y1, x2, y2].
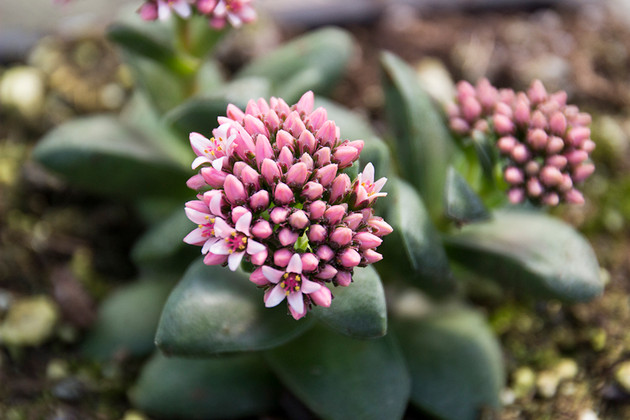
[287, 291, 304, 314]
[212, 156, 225, 171]
[262, 266, 284, 284]
[210, 240, 231, 255]
[201, 237, 218, 254]
[185, 207, 210, 225]
[362, 162, 375, 183]
[287, 253, 303, 274]
[265, 284, 287, 307]
[183, 228, 205, 245]
[212, 217, 232, 238]
[300, 278, 321, 294]
[235, 211, 252, 235]
[228, 251, 245, 271]
[192, 156, 211, 170]
[247, 239, 266, 255]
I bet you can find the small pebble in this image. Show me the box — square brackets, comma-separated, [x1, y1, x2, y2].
[512, 366, 536, 398]
[579, 409, 599, 420]
[555, 358, 578, 381]
[536, 370, 559, 399]
[46, 359, 70, 381]
[52, 377, 85, 402]
[614, 361, 630, 393]
[0, 296, 59, 347]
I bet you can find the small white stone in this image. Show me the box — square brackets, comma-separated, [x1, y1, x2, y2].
[579, 408, 599, 420]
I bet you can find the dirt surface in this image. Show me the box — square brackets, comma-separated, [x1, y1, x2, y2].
[2, 2, 630, 419]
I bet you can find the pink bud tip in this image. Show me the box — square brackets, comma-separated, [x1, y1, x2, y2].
[297, 130, 317, 154]
[252, 220, 273, 239]
[307, 107, 328, 131]
[295, 91, 314, 115]
[316, 121, 339, 147]
[275, 130, 295, 150]
[330, 174, 351, 203]
[274, 248, 293, 267]
[261, 158, 282, 184]
[368, 217, 394, 236]
[549, 111, 567, 135]
[542, 192, 560, 206]
[546, 136, 565, 154]
[497, 136, 517, 154]
[339, 248, 361, 268]
[308, 201, 327, 220]
[540, 166, 563, 187]
[278, 228, 299, 246]
[274, 182, 295, 205]
[289, 210, 310, 230]
[511, 144, 530, 163]
[354, 232, 383, 249]
[249, 267, 269, 286]
[525, 161, 541, 176]
[330, 227, 353, 247]
[316, 164, 338, 187]
[300, 253, 319, 272]
[363, 249, 383, 264]
[249, 190, 270, 211]
[527, 178, 544, 197]
[240, 165, 261, 189]
[527, 128, 548, 150]
[565, 189, 585, 204]
[270, 207, 289, 224]
[508, 188, 525, 204]
[302, 181, 324, 200]
[573, 163, 595, 182]
[531, 110, 548, 129]
[224, 174, 247, 204]
[227, 103, 245, 122]
[310, 285, 332, 307]
[201, 167, 227, 188]
[567, 127, 591, 147]
[250, 248, 268, 266]
[335, 271, 352, 287]
[187, 174, 207, 190]
[324, 205, 347, 225]
[450, 118, 470, 134]
[343, 213, 364, 231]
[314, 147, 332, 167]
[504, 166, 524, 185]
[316, 245, 335, 261]
[493, 114, 514, 135]
[528, 80, 548, 104]
[286, 162, 309, 187]
[317, 264, 338, 280]
[204, 252, 228, 266]
[308, 224, 327, 243]
[462, 97, 482, 122]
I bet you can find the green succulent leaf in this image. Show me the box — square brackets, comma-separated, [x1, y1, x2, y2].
[444, 166, 491, 225]
[130, 352, 279, 419]
[266, 325, 410, 420]
[155, 260, 314, 356]
[32, 115, 190, 199]
[237, 27, 355, 103]
[108, 23, 197, 76]
[132, 208, 199, 271]
[82, 278, 176, 361]
[381, 51, 454, 220]
[381, 178, 454, 295]
[444, 209, 603, 301]
[313, 265, 387, 339]
[165, 77, 271, 137]
[394, 306, 504, 420]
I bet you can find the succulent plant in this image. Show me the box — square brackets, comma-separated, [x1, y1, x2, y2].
[32, 8, 603, 420]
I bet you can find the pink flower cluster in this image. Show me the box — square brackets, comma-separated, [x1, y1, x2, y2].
[183, 91, 392, 319]
[447, 79, 595, 206]
[139, 0, 256, 28]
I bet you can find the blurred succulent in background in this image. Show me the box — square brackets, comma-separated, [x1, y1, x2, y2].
[31, 5, 604, 418]
[447, 78, 595, 206]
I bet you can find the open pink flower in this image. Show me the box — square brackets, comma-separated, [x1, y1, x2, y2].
[183, 201, 220, 254]
[209, 209, 266, 271]
[262, 254, 322, 319]
[190, 123, 235, 170]
[353, 163, 387, 208]
[203, 0, 257, 28]
[157, 0, 192, 20]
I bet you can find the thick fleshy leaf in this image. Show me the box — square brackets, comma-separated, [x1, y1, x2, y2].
[313, 265, 387, 338]
[266, 325, 410, 420]
[132, 208, 198, 270]
[444, 166, 490, 225]
[165, 77, 271, 137]
[155, 260, 314, 355]
[237, 28, 355, 103]
[81, 278, 176, 361]
[381, 178, 454, 295]
[445, 209, 603, 301]
[394, 307, 504, 420]
[381, 51, 454, 220]
[32, 115, 190, 198]
[108, 23, 197, 76]
[130, 352, 278, 419]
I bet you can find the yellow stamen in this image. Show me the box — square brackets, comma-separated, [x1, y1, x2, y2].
[285, 291, 290, 296]
[295, 286, 300, 291]
[280, 282, 286, 288]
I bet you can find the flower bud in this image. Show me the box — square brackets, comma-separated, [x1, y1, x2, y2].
[249, 267, 269, 286]
[335, 271, 352, 287]
[330, 174, 351, 203]
[324, 205, 347, 225]
[274, 248, 293, 267]
[317, 264, 338, 280]
[278, 228, 298, 246]
[270, 207, 289, 224]
[316, 245, 334, 261]
[300, 253, 319, 272]
[308, 225, 327, 243]
[354, 232, 383, 249]
[309, 285, 332, 307]
[362, 249, 383, 264]
[308, 200, 327, 220]
[249, 190, 270, 211]
[330, 227, 353, 247]
[274, 182, 295, 205]
[286, 162, 309, 187]
[302, 182, 324, 200]
[289, 210, 309, 230]
[224, 174, 247, 204]
[252, 220, 272, 239]
[339, 248, 361, 268]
